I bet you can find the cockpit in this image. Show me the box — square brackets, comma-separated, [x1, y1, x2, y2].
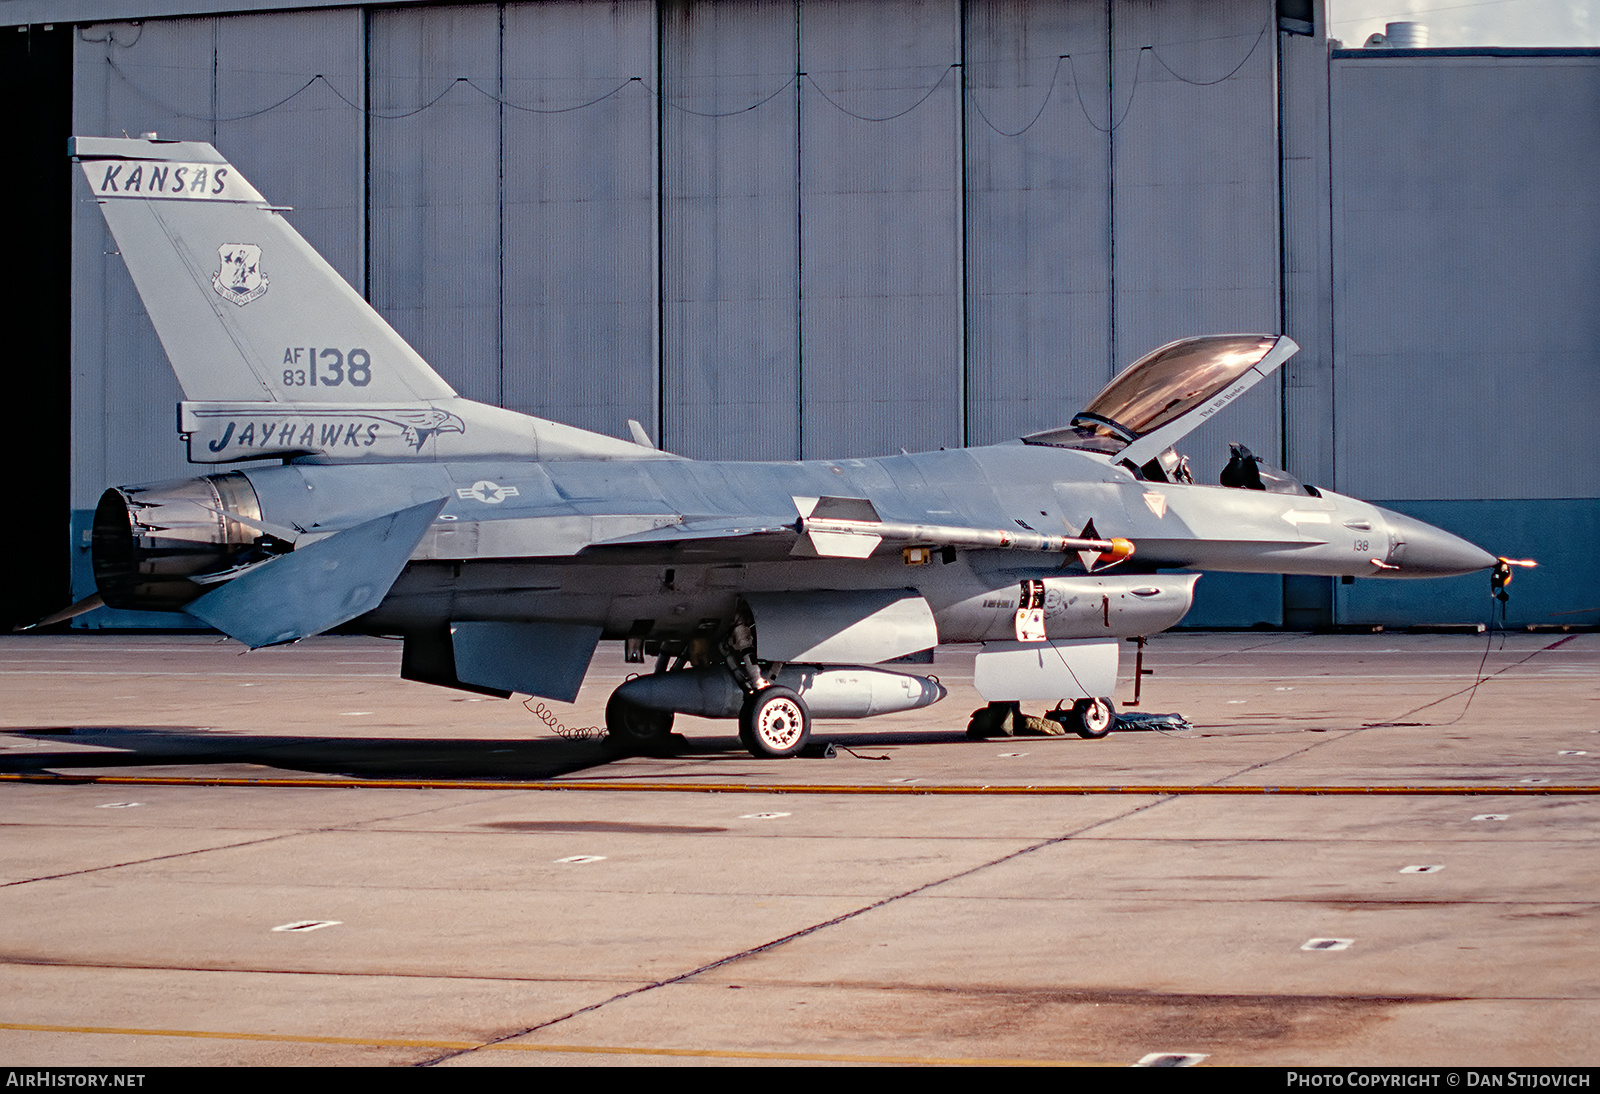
[1021, 334, 1320, 496]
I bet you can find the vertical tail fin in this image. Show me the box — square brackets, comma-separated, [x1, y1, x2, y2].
[73, 136, 660, 463]
[73, 136, 455, 406]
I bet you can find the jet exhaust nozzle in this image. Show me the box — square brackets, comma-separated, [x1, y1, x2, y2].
[92, 472, 282, 611]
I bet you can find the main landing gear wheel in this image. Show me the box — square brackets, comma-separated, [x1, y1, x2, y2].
[1064, 697, 1116, 739]
[739, 686, 811, 759]
[604, 692, 675, 754]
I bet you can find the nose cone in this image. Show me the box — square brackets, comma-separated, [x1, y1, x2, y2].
[1377, 508, 1498, 576]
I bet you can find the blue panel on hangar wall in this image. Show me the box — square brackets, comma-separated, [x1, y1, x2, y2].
[1338, 500, 1598, 629]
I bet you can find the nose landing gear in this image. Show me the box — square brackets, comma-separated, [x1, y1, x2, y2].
[1057, 696, 1116, 739]
[966, 697, 1119, 739]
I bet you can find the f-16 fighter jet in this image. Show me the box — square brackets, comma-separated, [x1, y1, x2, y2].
[68, 136, 1502, 758]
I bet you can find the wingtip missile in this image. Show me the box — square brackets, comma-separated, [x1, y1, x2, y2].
[797, 511, 1136, 566]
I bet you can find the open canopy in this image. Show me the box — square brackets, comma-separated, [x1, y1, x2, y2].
[1023, 334, 1298, 468]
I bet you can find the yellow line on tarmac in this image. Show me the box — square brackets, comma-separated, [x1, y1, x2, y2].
[0, 772, 1596, 795]
[0, 1021, 1086, 1066]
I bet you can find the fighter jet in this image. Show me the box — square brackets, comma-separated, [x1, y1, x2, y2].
[67, 136, 1503, 758]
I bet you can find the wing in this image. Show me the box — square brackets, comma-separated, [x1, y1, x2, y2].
[581, 516, 803, 563]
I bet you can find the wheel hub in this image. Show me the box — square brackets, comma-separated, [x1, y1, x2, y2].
[756, 700, 804, 749]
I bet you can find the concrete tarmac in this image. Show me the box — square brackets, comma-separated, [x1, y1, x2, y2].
[1, 630, 1596, 1067]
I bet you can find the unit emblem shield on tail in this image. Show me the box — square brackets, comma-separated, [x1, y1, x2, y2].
[213, 243, 268, 306]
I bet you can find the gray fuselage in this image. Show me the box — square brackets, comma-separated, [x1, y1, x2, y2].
[223, 440, 1479, 649]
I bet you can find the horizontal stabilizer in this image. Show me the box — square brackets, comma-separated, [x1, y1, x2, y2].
[186, 497, 445, 648]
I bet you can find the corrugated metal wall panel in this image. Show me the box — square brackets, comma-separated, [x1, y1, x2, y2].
[1111, 0, 1281, 485]
[1335, 499, 1598, 626]
[798, 0, 964, 459]
[368, 4, 501, 403]
[962, 0, 1112, 447]
[63, 1, 1597, 636]
[71, 10, 364, 512]
[500, 0, 657, 440]
[72, 0, 1294, 489]
[73, 19, 218, 505]
[1278, 0, 1333, 490]
[1331, 54, 1600, 501]
[661, 0, 801, 461]
[214, 9, 365, 290]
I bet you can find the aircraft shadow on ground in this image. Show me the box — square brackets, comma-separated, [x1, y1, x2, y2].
[1, 726, 628, 780]
[0, 725, 987, 781]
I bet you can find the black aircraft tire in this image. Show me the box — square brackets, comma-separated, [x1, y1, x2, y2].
[1067, 697, 1116, 739]
[605, 692, 675, 753]
[738, 686, 811, 759]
